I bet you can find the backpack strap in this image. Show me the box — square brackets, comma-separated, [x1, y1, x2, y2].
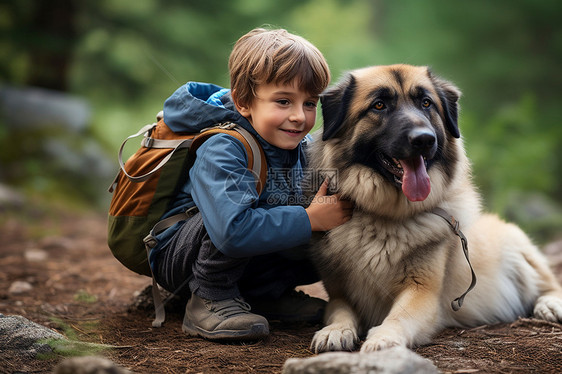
[116, 126, 193, 184]
[144, 207, 200, 328]
[108, 123, 160, 193]
[192, 123, 268, 195]
[107, 114, 194, 193]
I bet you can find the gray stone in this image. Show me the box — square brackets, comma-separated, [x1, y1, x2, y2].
[24, 248, 49, 262]
[8, 281, 33, 294]
[42, 136, 116, 181]
[53, 356, 132, 374]
[0, 86, 115, 208]
[0, 86, 90, 131]
[0, 313, 65, 359]
[0, 183, 25, 208]
[0, 314, 132, 372]
[282, 346, 438, 374]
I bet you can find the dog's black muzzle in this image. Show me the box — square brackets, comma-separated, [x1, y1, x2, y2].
[408, 127, 437, 160]
[390, 109, 438, 161]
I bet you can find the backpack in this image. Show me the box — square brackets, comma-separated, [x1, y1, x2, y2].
[107, 111, 267, 326]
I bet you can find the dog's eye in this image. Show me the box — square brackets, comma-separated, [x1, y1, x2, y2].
[422, 98, 432, 108]
[373, 101, 386, 111]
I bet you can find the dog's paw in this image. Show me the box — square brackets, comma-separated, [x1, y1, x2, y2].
[360, 326, 407, 353]
[310, 324, 359, 353]
[534, 295, 562, 322]
[360, 337, 402, 353]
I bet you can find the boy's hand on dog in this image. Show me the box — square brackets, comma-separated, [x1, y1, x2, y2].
[306, 179, 353, 231]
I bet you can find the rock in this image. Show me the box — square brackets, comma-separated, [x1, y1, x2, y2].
[0, 183, 25, 208]
[0, 86, 90, 131]
[38, 236, 74, 251]
[41, 136, 116, 182]
[25, 248, 49, 262]
[0, 313, 65, 359]
[0, 314, 130, 373]
[9, 280, 33, 294]
[282, 346, 438, 374]
[53, 356, 132, 374]
[0, 86, 115, 208]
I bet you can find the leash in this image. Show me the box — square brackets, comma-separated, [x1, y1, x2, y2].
[432, 208, 477, 311]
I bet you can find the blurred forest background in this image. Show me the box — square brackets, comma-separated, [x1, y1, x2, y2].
[1, 0, 561, 244]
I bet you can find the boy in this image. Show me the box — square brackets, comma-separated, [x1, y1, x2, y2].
[150, 28, 352, 341]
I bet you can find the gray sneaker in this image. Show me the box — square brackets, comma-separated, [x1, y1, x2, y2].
[182, 294, 269, 341]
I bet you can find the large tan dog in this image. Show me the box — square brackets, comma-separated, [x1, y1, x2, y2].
[309, 64, 562, 353]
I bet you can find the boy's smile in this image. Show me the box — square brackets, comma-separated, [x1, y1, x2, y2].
[236, 82, 318, 150]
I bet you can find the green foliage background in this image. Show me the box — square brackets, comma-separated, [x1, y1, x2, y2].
[1, 0, 561, 242]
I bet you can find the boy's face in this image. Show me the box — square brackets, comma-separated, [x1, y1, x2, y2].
[237, 82, 318, 150]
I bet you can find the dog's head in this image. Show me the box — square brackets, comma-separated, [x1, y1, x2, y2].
[320, 64, 461, 204]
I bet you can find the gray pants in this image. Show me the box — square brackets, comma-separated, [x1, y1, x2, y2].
[153, 212, 320, 301]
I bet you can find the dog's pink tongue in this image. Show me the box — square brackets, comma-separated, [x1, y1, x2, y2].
[401, 156, 431, 202]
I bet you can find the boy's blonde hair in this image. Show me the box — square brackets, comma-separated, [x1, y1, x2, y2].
[229, 28, 330, 108]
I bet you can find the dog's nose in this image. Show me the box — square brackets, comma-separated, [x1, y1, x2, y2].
[409, 128, 436, 156]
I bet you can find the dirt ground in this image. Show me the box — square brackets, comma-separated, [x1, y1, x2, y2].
[1, 201, 562, 373]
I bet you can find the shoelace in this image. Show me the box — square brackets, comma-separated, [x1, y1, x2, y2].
[206, 297, 252, 318]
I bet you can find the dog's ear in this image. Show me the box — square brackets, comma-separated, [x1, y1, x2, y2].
[321, 74, 356, 141]
[429, 71, 461, 138]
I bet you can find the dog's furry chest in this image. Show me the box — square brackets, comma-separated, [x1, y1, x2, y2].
[319, 211, 446, 269]
[314, 211, 450, 323]
[325, 215, 409, 276]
